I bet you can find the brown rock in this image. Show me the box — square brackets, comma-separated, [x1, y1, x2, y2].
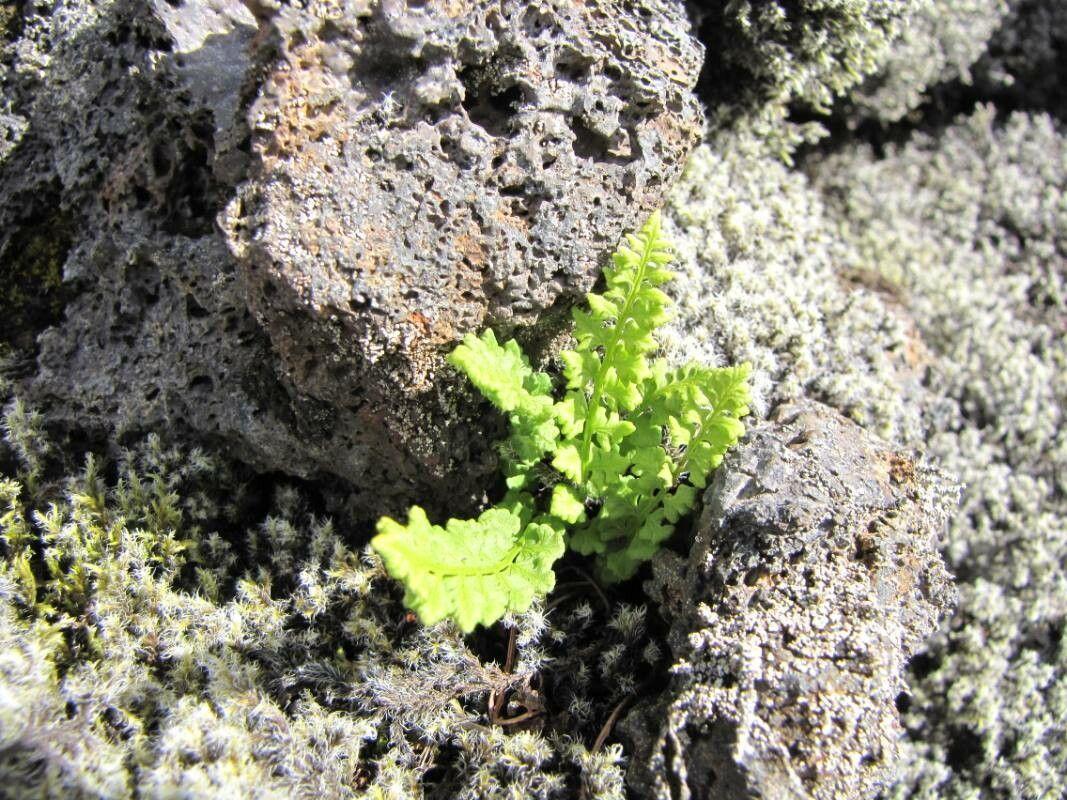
[223, 0, 705, 482]
[623, 401, 958, 800]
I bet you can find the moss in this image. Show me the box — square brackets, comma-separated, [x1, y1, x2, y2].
[657, 100, 1067, 795]
[1, 2, 1062, 797]
[662, 131, 921, 443]
[848, 0, 1011, 124]
[0, 2, 21, 44]
[693, 0, 925, 157]
[0, 208, 77, 354]
[0, 423, 640, 798]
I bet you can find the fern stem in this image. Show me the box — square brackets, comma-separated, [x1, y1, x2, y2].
[578, 218, 660, 481]
[429, 544, 523, 577]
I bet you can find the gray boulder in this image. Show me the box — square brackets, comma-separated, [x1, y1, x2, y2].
[1, 0, 703, 518]
[1, 0, 407, 506]
[623, 401, 958, 800]
[223, 0, 704, 440]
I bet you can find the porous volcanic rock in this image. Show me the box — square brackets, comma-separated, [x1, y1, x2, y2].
[2, 0, 703, 518]
[224, 0, 704, 410]
[0, 1, 384, 501]
[623, 401, 958, 800]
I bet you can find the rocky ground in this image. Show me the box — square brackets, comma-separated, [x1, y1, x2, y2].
[0, 1, 1063, 798]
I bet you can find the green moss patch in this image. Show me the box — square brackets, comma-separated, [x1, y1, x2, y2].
[0, 209, 77, 353]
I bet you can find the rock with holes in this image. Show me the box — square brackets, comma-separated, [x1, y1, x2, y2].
[0, 0, 502, 519]
[223, 0, 704, 426]
[2, 0, 702, 518]
[0, 1, 324, 482]
[621, 401, 958, 800]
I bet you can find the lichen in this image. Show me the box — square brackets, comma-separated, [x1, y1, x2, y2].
[693, 0, 926, 157]
[1, 0, 1064, 797]
[662, 132, 922, 444]
[813, 105, 1067, 800]
[848, 0, 1011, 124]
[0, 2, 21, 43]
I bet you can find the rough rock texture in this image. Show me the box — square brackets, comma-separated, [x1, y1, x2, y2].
[643, 90, 1067, 796]
[1, 0, 702, 519]
[623, 401, 958, 800]
[224, 0, 703, 419]
[0, 0, 415, 509]
[6, 0, 1065, 798]
[632, 123, 963, 797]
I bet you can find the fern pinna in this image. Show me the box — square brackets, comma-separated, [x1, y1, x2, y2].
[372, 213, 751, 631]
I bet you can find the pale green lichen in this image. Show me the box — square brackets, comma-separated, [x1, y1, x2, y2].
[661, 132, 921, 444]
[813, 105, 1067, 800]
[850, 0, 1011, 123]
[655, 87, 1067, 797]
[1, 1, 1065, 797]
[695, 0, 928, 156]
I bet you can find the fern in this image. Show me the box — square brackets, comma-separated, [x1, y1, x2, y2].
[372, 213, 750, 631]
[372, 502, 565, 632]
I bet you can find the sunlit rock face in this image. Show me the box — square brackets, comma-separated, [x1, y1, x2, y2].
[224, 0, 704, 438]
[3, 0, 703, 518]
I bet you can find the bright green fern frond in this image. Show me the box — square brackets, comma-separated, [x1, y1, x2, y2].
[447, 329, 553, 415]
[571, 211, 673, 410]
[371, 502, 565, 632]
[449, 328, 562, 469]
[650, 363, 752, 488]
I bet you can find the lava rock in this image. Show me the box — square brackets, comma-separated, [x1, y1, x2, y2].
[1, 0, 703, 518]
[623, 401, 958, 800]
[2, 0, 703, 517]
[2, 0, 498, 519]
[223, 0, 704, 410]
[2, 0, 392, 498]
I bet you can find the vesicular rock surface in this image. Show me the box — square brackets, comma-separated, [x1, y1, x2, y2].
[0, 0, 407, 507]
[224, 0, 704, 409]
[1, 0, 703, 519]
[11, 0, 1067, 798]
[624, 401, 958, 800]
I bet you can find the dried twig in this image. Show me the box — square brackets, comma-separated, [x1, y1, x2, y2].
[493, 708, 542, 727]
[489, 624, 525, 724]
[592, 696, 632, 753]
[503, 625, 517, 674]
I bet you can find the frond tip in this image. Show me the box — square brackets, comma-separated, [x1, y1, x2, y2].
[371, 502, 565, 633]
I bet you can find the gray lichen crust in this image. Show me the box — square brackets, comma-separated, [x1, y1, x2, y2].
[813, 105, 1067, 800]
[690, 0, 925, 156]
[849, 0, 1011, 124]
[224, 0, 704, 409]
[4, 0, 1065, 797]
[624, 402, 958, 800]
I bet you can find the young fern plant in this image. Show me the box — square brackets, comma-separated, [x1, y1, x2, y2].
[372, 213, 750, 632]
